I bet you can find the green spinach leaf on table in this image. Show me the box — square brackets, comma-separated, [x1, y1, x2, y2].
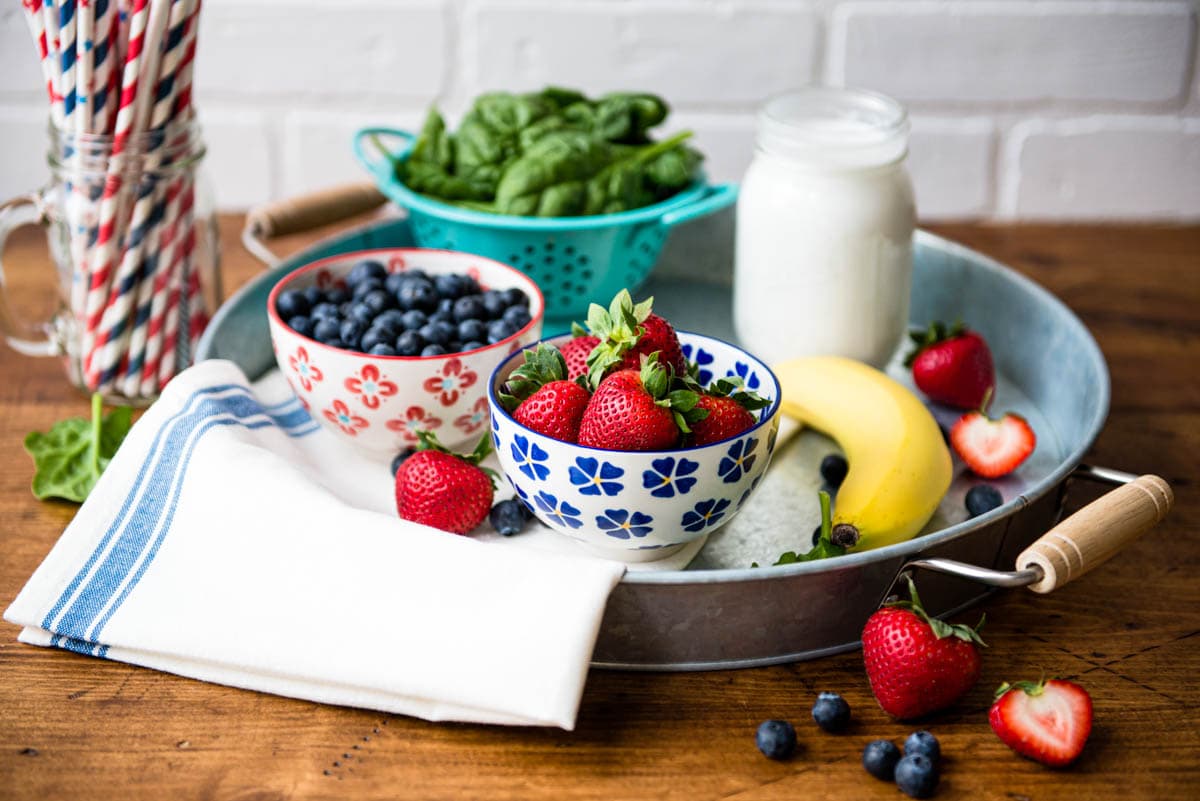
[25, 393, 133, 503]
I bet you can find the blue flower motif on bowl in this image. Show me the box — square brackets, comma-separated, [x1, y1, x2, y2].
[680, 343, 714, 386]
[767, 424, 778, 456]
[511, 433, 550, 481]
[569, 457, 625, 497]
[596, 508, 654, 540]
[728, 361, 761, 391]
[535, 490, 583, 530]
[642, 456, 700, 498]
[718, 437, 758, 484]
[681, 498, 731, 532]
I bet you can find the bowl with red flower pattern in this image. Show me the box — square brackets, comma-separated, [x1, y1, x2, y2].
[267, 248, 544, 457]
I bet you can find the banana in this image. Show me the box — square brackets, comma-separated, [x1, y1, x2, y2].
[773, 356, 952, 551]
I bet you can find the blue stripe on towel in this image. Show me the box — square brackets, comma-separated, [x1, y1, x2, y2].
[45, 386, 316, 647]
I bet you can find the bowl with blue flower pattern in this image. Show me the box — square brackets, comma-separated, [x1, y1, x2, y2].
[487, 332, 782, 562]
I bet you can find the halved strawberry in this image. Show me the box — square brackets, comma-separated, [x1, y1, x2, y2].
[950, 408, 1036, 478]
[989, 678, 1093, 767]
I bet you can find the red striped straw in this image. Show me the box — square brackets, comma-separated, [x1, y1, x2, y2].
[155, 178, 192, 387]
[21, 1, 60, 122]
[81, 0, 153, 389]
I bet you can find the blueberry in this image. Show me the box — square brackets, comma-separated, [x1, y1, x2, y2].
[363, 288, 396, 315]
[434, 273, 468, 300]
[352, 277, 384, 300]
[348, 302, 375, 325]
[965, 484, 1003, 518]
[419, 320, 455, 347]
[457, 274, 481, 296]
[384, 272, 407, 295]
[399, 279, 438, 312]
[446, 341, 464, 354]
[462, 341, 485, 352]
[490, 499, 531, 536]
[430, 309, 455, 326]
[312, 318, 340, 343]
[390, 448, 415, 476]
[303, 285, 325, 306]
[395, 330, 425, 356]
[347, 259, 387, 287]
[421, 344, 447, 357]
[339, 318, 366, 349]
[400, 309, 428, 331]
[458, 318, 488, 343]
[903, 731, 940, 764]
[502, 305, 532, 330]
[862, 740, 901, 782]
[310, 302, 340, 321]
[487, 318, 516, 344]
[276, 289, 311, 319]
[436, 297, 454, 316]
[287, 315, 312, 337]
[812, 692, 851, 733]
[894, 754, 938, 799]
[325, 287, 350, 306]
[453, 294, 487, 323]
[812, 525, 822, 547]
[820, 454, 849, 489]
[360, 328, 388, 353]
[755, 720, 797, 760]
[403, 268, 430, 283]
[482, 290, 507, 320]
[502, 287, 530, 308]
[369, 343, 397, 357]
[323, 338, 345, 350]
[373, 310, 406, 338]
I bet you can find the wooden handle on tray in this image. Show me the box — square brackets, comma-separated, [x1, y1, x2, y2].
[1017, 474, 1173, 593]
[244, 182, 387, 240]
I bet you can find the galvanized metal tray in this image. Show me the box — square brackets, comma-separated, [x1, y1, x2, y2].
[200, 217, 1118, 670]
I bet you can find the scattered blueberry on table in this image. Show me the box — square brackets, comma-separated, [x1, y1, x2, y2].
[894, 753, 939, 799]
[811, 691, 851, 733]
[490, 499, 533, 537]
[755, 719, 797, 760]
[390, 448, 416, 477]
[279, 260, 531, 355]
[965, 484, 1003, 518]
[904, 730, 941, 764]
[862, 739, 901, 781]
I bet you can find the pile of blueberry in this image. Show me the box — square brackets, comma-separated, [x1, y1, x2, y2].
[277, 259, 533, 357]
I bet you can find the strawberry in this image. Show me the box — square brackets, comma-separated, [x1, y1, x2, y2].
[989, 678, 1093, 767]
[685, 376, 771, 446]
[905, 321, 995, 409]
[560, 328, 600, 381]
[583, 289, 686, 387]
[577, 355, 703, 451]
[498, 344, 591, 443]
[950, 407, 1036, 478]
[862, 577, 985, 720]
[395, 431, 496, 534]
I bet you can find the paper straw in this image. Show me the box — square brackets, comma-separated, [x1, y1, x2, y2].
[75, 0, 93, 134]
[144, 173, 191, 391]
[21, 1, 58, 117]
[57, 1, 78, 126]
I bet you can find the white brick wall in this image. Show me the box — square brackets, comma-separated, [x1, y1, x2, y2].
[2, 0, 1198, 221]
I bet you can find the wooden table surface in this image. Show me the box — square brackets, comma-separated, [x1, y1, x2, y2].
[0, 217, 1196, 800]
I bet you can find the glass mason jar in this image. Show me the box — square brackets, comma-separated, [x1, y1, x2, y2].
[0, 118, 221, 405]
[733, 88, 915, 368]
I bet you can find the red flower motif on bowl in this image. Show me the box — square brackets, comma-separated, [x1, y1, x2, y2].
[323, 399, 369, 436]
[288, 346, 323, 392]
[423, 358, 477, 407]
[344, 364, 398, 409]
[386, 405, 444, 444]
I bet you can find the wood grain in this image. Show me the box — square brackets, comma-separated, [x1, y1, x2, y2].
[0, 217, 1196, 800]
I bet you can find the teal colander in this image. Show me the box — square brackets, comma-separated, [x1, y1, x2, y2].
[353, 127, 737, 323]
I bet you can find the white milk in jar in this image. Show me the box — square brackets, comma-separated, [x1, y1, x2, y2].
[734, 88, 915, 368]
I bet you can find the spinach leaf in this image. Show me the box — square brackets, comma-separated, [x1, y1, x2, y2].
[25, 393, 133, 503]
[644, 144, 703, 197]
[583, 131, 694, 215]
[494, 131, 614, 216]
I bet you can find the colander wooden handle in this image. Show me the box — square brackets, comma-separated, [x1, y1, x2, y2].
[1017, 474, 1173, 593]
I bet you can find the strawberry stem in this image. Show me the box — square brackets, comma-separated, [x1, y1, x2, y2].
[889, 576, 988, 647]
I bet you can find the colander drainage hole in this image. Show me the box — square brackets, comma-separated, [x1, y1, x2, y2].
[564, 245, 576, 255]
[524, 245, 535, 254]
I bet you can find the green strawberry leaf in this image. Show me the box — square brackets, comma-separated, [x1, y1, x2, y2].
[584, 288, 656, 388]
[498, 343, 568, 410]
[888, 576, 988, 647]
[25, 393, 133, 503]
[903, 319, 966, 367]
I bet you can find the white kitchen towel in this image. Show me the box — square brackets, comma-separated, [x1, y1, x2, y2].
[4, 359, 628, 729]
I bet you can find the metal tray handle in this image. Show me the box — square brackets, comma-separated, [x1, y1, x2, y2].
[903, 471, 1173, 594]
[242, 183, 388, 266]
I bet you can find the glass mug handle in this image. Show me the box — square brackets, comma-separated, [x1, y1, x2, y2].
[0, 191, 62, 357]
